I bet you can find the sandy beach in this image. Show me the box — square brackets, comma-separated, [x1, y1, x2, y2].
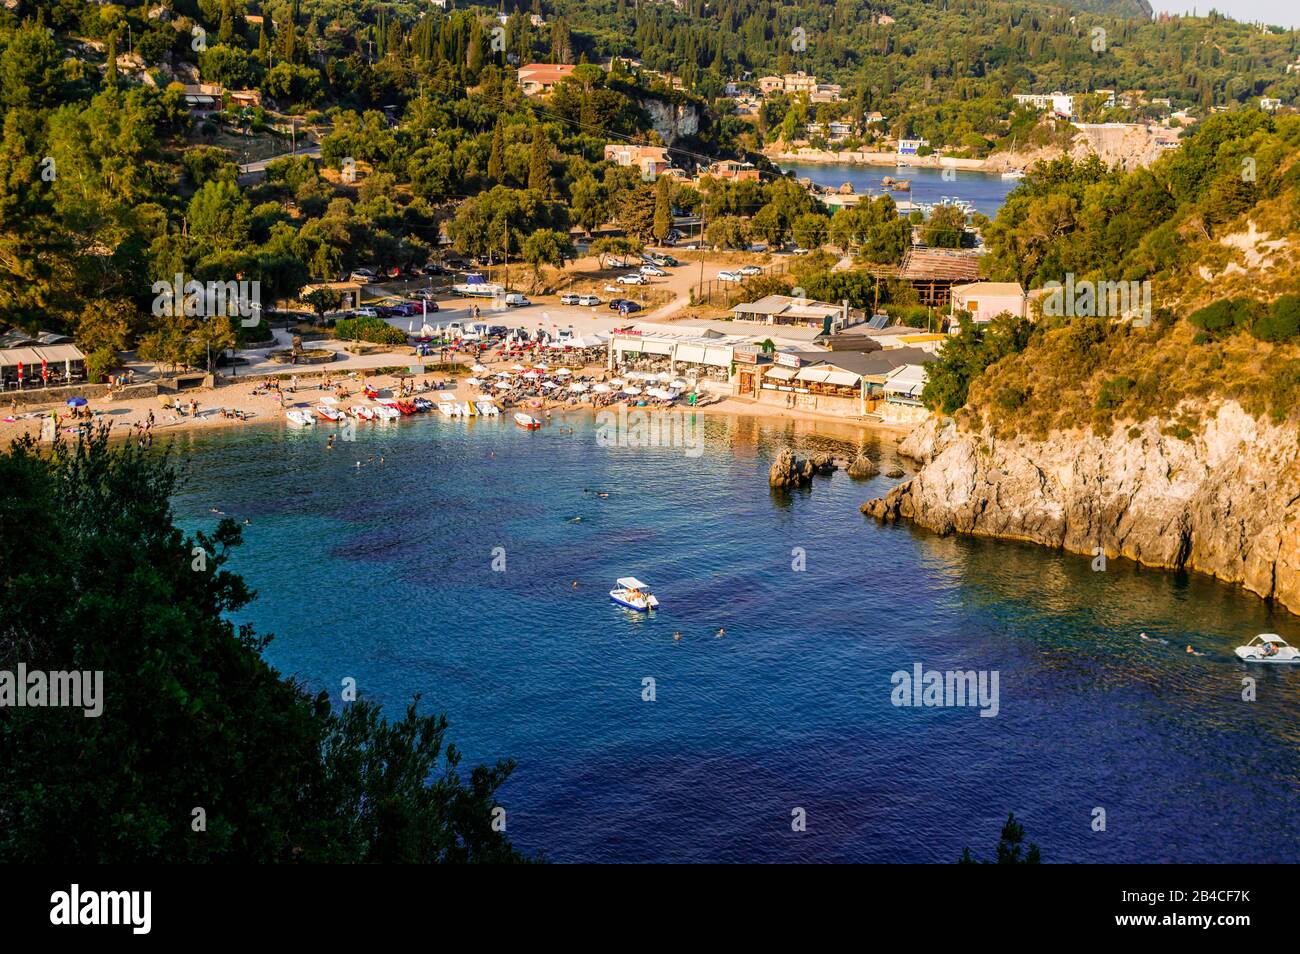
[0, 353, 909, 446]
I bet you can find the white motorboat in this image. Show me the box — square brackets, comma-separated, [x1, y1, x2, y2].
[351, 406, 376, 420]
[1001, 169, 1026, 180]
[314, 403, 344, 421]
[475, 400, 500, 416]
[1234, 634, 1300, 664]
[285, 409, 314, 426]
[437, 402, 458, 417]
[514, 412, 541, 429]
[609, 577, 659, 612]
[372, 404, 400, 420]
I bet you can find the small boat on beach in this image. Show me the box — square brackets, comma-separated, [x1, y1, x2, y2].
[371, 404, 400, 420]
[609, 577, 659, 612]
[1001, 169, 1027, 180]
[315, 404, 344, 421]
[350, 406, 376, 421]
[514, 412, 541, 430]
[285, 409, 314, 427]
[438, 402, 458, 417]
[1234, 634, 1300, 664]
[475, 401, 500, 416]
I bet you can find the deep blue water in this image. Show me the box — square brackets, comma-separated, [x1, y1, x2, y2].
[169, 413, 1299, 863]
[780, 162, 1017, 217]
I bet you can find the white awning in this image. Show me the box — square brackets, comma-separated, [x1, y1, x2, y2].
[673, 343, 706, 364]
[764, 366, 797, 380]
[702, 346, 733, 367]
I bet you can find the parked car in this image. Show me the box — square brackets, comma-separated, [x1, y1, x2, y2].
[651, 254, 679, 267]
[577, 294, 602, 306]
[560, 293, 582, 305]
[616, 300, 642, 315]
[608, 298, 633, 311]
[716, 270, 743, 283]
[414, 288, 439, 301]
[640, 264, 667, 277]
[788, 246, 808, 255]
[420, 263, 450, 276]
[349, 269, 378, 283]
[617, 273, 646, 285]
[738, 264, 763, 276]
[504, 293, 531, 307]
[353, 306, 379, 318]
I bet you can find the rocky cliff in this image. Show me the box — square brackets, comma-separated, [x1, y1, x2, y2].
[863, 404, 1300, 615]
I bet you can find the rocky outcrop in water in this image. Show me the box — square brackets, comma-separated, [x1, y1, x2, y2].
[847, 454, 879, 479]
[770, 449, 840, 488]
[863, 405, 1300, 615]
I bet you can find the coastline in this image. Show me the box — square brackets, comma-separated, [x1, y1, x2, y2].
[0, 362, 913, 446]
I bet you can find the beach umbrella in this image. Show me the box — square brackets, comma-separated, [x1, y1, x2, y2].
[471, 363, 487, 372]
[535, 363, 549, 370]
[553, 367, 572, 376]
[66, 396, 88, 407]
[591, 383, 611, 393]
[511, 364, 526, 371]
[622, 385, 642, 396]
[494, 380, 512, 389]
[568, 382, 589, 393]
[657, 371, 673, 382]
[523, 368, 542, 377]
[670, 379, 688, 390]
[541, 381, 558, 390]
[466, 377, 482, 386]
[496, 371, 513, 378]
[609, 378, 625, 388]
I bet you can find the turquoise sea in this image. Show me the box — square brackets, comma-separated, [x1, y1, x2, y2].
[169, 412, 1300, 863]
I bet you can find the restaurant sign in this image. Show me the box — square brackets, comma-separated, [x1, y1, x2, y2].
[733, 346, 759, 365]
[774, 351, 803, 369]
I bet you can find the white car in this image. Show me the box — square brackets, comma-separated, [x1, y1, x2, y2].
[353, 306, 379, 318]
[716, 270, 743, 283]
[617, 273, 646, 285]
[738, 264, 763, 276]
[577, 294, 602, 306]
[560, 293, 582, 305]
[349, 269, 378, 283]
[640, 264, 667, 277]
[504, 293, 531, 307]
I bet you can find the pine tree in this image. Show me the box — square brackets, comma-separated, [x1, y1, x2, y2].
[487, 119, 505, 184]
[105, 33, 118, 89]
[528, 124, 550, 194]
[652, 175, 672, 243]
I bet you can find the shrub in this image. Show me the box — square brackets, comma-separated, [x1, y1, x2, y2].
[1095, 375, 1135, 411]
[334, 315, 407, 345]
[1251, 294, 1300, 343]
[1187, 297, 1259, 338]
[84, 346, 122, 384]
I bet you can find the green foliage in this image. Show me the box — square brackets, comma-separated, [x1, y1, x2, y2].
[1187, 297, 1259, 339]
[0, 432, 526, 862]
[923, 315, 1033, 414]
[958, 813, 1042, 864]
[334, 314, 407, 344]
[1251, 294, 1300, 343]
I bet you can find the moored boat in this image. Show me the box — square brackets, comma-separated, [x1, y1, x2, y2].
[285, 409, 314, 426]
[514, 412, 541, 429]
[609, 577, 659, 612]
[314, 404, 344, 421]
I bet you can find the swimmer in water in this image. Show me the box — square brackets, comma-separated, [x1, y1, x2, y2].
[572, 581, 578, 589]
[209, 508, 225, 515]
[596, 492, 610, 498]
[673, 631, 681, 641]
[716, 627, 725, 638]
[567, 515, 582, 523]
[243, 518, 251, 525]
